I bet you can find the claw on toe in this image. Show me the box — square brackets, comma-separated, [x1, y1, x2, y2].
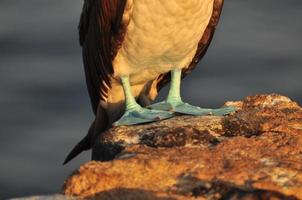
[212, 106, 237, 116]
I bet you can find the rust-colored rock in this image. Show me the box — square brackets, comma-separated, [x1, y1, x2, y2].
[63, 94, 302, 199]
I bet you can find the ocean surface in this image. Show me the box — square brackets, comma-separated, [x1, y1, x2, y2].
[0, 0, 301, 198]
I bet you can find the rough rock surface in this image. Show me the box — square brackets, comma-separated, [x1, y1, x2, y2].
[11, 194, 75, 200]
[63, 94, 302, 199]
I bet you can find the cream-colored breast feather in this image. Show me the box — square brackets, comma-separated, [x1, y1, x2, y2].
[113, 0, 214, 83]
[107, 0, 214, 108]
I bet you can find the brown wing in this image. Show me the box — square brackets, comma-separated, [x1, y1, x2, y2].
[156, 0, 224, 91]
[79, 0, 127, 114]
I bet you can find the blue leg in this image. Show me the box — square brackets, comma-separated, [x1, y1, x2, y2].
[149, 69, 236, 116]
[114, 76, 174, 126]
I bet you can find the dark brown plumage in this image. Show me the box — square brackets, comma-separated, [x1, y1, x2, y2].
[80, 0, 127, 114]
[64, 0, 224, 164]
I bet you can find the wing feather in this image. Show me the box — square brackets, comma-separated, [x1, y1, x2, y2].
[79, 0, 127, 114]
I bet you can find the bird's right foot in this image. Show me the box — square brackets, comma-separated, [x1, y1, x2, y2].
[113, 107, 174, 126]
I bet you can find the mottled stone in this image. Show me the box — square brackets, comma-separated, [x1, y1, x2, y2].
[63, 94, 302, 199]
[10, 194, 76, 200]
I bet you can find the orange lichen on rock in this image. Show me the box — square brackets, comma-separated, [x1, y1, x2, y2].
[63, 94, 302, 199]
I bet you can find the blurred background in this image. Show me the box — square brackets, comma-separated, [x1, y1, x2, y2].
[0, 0, 301, 198]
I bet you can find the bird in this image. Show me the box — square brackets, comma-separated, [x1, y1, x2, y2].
[64, 0, 235, 164]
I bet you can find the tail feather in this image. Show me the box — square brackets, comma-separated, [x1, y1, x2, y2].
[63, 121, 95, 165]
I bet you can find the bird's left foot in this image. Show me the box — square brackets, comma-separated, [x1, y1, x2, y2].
[148, 101, 236, 116]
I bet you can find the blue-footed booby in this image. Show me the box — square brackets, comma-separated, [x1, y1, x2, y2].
[64, 0, 235, 164]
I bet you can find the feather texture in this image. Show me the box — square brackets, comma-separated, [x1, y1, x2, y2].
[79, 0, 127, 114]
[156, 0, 224, 91]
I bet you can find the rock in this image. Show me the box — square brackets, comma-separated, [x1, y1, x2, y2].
[63, 94, 302, 199]
[11, 194, 76, 200]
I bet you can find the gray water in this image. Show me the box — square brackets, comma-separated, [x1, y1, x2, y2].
[0, 0, 301, 199]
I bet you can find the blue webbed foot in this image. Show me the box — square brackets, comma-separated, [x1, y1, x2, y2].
[149, 101, 236, 116]
[113, 107, 174, 126]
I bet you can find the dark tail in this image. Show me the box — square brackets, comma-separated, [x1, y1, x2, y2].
[63, 121, 95, 165]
